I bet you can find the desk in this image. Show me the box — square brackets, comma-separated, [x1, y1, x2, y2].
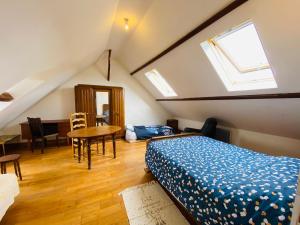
[20, 119, 70, 148]
[0, 135, 19, 155]
[67, 126, 121, 169]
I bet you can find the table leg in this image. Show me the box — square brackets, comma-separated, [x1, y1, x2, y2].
[78, 138, 81, 163]
[96, 140, 99, 154]
[2, 144, 5, 155]
[2, 163, 6, 174]
[112, 133, 116, 159]
[87, 139, 91, 170]
[28, 139, 32, 152]
[16, 160, 22, 181]
[14, 161, 18, 177]
[102, 136, 105, 155]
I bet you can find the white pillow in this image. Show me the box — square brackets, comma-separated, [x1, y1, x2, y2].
[125, 129, 137, 142]
[126, 124, 135, 132]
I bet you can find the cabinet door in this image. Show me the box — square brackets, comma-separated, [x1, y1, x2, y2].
[75, 86, 96, 127]
[111, 87, 125, 136]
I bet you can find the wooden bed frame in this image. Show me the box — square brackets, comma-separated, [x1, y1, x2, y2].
[145, 133, 300, 225]
[146, 133, 202, 225]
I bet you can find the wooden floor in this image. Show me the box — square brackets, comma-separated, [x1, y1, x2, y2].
[1, 140, 154, 225]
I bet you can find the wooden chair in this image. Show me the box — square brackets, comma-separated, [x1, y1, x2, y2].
[70, 113, 87, 159]
[70, 113, 104, 160]
[27, 117, 58, 154]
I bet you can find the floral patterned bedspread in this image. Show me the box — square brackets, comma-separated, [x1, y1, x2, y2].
[145, 136, 300, 225]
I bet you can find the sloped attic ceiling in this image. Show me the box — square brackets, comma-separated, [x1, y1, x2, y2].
[117, 0, 300, 139]
[0, 0, 119, 129]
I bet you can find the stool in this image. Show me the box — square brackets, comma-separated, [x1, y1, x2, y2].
[0, 154, 22, 180]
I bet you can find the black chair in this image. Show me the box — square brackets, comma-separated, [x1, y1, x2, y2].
[215, 128, 230, 143]
[184, 118, 231, 143]
[27, 117, 58, 153]
[184, 118, 217, 138]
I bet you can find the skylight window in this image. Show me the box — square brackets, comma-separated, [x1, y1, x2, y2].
[145, 69, 177, 97]
[201, 21, 277, 92]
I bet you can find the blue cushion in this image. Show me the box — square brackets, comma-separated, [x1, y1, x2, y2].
[134, 126, 159, 139]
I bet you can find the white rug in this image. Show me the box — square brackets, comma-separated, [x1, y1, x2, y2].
[120, 181, 189, 225]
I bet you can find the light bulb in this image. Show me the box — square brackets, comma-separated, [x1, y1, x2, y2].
[124, 18, 129, 31]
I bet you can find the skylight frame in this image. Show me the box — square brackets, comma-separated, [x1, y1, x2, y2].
[210, 21, 271, 73]
[209, 39, 270, 74]
[145, 69, 177, 97]
[201, 21, 277, 92]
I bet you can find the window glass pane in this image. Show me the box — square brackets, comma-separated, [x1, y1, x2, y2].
[201, 21, 277, 92]
[145, 69, 177, 97]
[215, 23, 269, 71]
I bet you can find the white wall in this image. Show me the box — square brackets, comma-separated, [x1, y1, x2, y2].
[2, 60, 171, 135]
[177, 117, 300, 158]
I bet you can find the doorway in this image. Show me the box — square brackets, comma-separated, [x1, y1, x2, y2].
[96, 91, 110, 126]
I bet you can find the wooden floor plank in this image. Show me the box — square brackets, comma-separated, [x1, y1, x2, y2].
[0, 140, 153, 225]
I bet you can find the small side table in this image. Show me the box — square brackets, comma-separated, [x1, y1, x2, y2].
[0, 154, 22, 180]
[166, 119, 180, 134]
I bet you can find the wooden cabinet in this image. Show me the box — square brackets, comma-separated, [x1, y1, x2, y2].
[74, 84, 125, 136]
[74, 85, 96, 127]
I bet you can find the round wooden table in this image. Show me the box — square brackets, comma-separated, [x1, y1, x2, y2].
[67, 126, 121, 169]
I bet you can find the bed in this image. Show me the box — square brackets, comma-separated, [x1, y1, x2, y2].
[0, 174, 20, 221]
[145, 135, 300, 225]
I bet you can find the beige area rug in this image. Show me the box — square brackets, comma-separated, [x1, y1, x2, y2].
[120, 181, 189, 225]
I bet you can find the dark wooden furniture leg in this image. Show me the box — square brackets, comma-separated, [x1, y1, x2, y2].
[13, 161, 18, 176]
[2, 163, 6, 173]
[16, 160, 22, 180]
[1, 163, 4, 174]
[56, 135, 59, 147]
[31, 138, 35, 152]
[78, 138, 81, 163]
[112, 133, 116, 158]
[27, 139, 32, 151]
[102, 136, 105, 155]
[96, 140, 99, 154]
[87, 139, 91, 170]
[41, 138, 44, 154]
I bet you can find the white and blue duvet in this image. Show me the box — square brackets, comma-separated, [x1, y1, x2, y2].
[145, 136, 300, 225]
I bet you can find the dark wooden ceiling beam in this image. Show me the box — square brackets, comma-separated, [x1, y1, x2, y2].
[0, 92, 14, 102]
[130, 0, 248, 75]
[107, 49, 112, 81]
[156, 92, 300, 101]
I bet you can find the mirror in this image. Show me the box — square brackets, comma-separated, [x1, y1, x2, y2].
[96, 91, 110, 126]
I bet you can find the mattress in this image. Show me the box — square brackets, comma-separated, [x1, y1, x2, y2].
[0, 174, 19, 221]
[145, 136, 300, 225]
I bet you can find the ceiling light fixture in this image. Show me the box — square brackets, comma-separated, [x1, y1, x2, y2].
[124, 18, 129, 31]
